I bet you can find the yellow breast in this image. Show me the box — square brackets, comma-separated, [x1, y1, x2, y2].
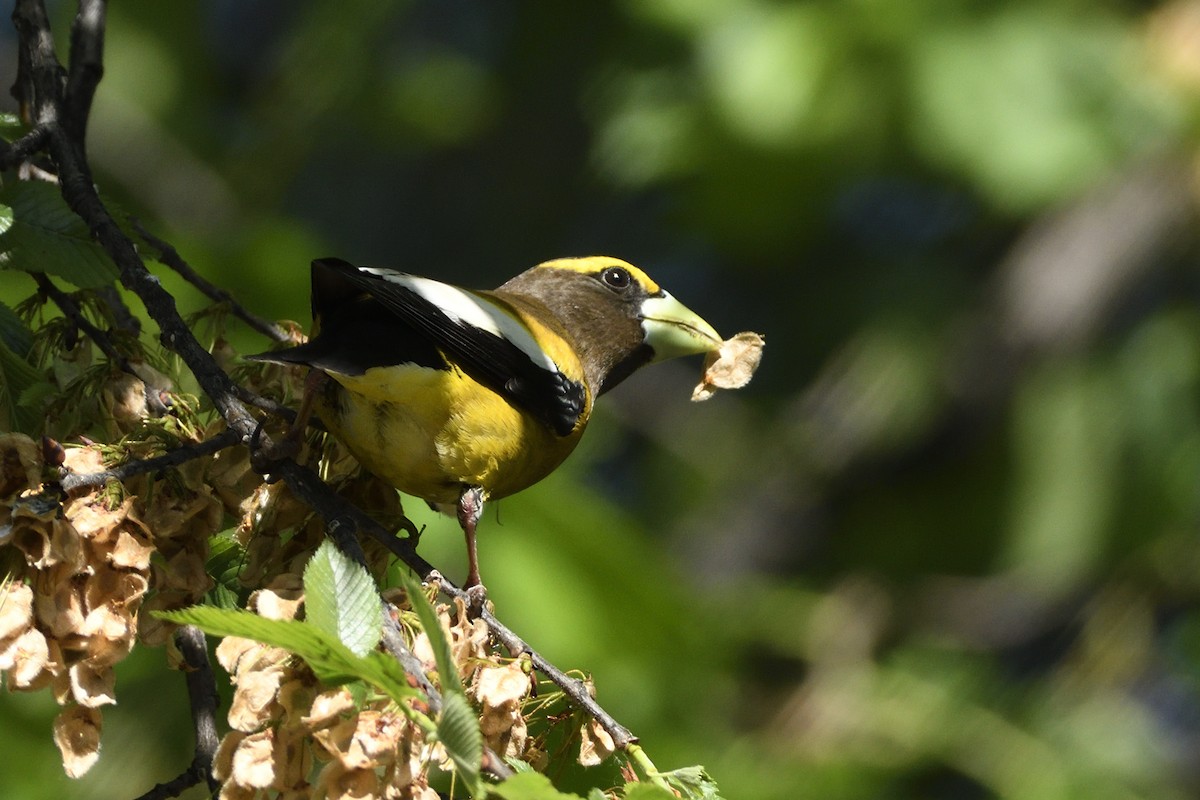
[316, 361, 587, 505]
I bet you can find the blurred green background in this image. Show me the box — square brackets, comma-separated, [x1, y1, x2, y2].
[7, 0, 1200, 797]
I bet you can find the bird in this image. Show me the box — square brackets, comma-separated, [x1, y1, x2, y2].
[247, 256, 722, 590]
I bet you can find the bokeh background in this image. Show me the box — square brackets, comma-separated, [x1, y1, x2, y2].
[6, 1, 1200, 797]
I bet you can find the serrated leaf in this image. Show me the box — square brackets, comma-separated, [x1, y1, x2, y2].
[659, 765, 725, 800]
[622, 786, 679, 800]
[205, 530, 247, 595]
[397, 568, 462, 696]
[488, 772, 585, 799]
[303, 539, 382, 657]
[438, 690, 483, 796]
[156, 606, 419, 707]
[203, 583, 241, 611]
[0, 181, 119, 289]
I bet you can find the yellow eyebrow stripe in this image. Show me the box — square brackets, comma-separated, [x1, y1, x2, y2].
[534, 256, 663, 296]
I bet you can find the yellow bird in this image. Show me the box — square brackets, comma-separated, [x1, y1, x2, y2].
[249, 256, 721, 588]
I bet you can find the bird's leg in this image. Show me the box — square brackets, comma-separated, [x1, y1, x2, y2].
[457, 485, 487, 611]
[256, 368, 327, 465]
[288, 368, 327, 448]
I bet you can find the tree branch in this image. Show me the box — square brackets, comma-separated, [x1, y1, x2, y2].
[59, 428, 241, 494]
[33, 272, 130, 369]
[63, 0, 104, 143]
[133, 218, 290, 344]
[0, 125, 49, 169]
[132, 625, 221, 800]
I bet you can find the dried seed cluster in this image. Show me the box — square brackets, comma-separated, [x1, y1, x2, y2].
[210, 585, 544, 799]
[0, 431, 220, 777]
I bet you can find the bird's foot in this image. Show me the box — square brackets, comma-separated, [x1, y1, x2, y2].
[248, 418, 304, 477]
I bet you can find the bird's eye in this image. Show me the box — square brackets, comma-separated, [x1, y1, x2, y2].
[601, 267, 632, 291]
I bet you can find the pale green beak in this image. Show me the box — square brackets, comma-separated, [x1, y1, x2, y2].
[640, 292, 722, 362]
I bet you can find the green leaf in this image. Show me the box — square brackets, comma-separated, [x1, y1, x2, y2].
[0, 181, 119, 289]
[0, 113, 25, 142]
[438, 690, 483, 797]
[156, 606, 419, 707]
[622, 786, 679, 800]
[488, 771, 584, 799]
[303, 539, 382, 658]
[205, 530, 247, 598]
[0, 301, 33, 358]
[659, 765, 725, 800]
[203, 583, 241, 611]
[397, 568, 462, 696]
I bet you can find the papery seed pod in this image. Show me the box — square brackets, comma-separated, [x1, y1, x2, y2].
[0, 582, 35, 640]
[0, 433, 41, 499]
[301, 688, 356, 731]
[578, 718, 616, 767]
[228, 668, 286, 732]
[53, 704, 102, 778]
[2, 626, 50, 689]
[229, 728, 278, 789]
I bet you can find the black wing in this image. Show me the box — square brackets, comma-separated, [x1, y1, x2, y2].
[309, 258, 586, 436]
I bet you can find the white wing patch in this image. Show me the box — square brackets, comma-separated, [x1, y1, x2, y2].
[359, 266, 560, 374]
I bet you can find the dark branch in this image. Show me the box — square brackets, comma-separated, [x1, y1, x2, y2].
[32, 271, 172, 416]
[235, 385, 297, 421]
[478, 598, 635, 748]
[11, 0, 65, 127]
[32, 272, 131, 371]
[0, 125, 49, 169]
[59, 428, 241, 494]
[63, 0, 104, 142]
[133, 625, 221, 800]
[133, 218, 290, 344]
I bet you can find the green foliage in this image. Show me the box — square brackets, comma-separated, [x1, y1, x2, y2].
[658, 766, 723, 800]
[397, 567, 463, 696]
[154, 606, 420, 708]
[439, 690, 484, 798]
[303, 539, 382, 657]
[0, 311, 41, 433]
[0, 181, 119, 289]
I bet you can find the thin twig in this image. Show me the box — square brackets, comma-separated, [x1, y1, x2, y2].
[95, 285, 142, 335]
[0, 125, 50, 169]
[32, 271, 172, 416]
[59, 428, 240, 493]
[475, 596, 636, 748]
[235, 385, 297, 421]
[133, 218, 290, 344]
[33, 272, 131, 370]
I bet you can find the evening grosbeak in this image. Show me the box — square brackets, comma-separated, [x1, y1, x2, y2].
[248, 256, 721, 589]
